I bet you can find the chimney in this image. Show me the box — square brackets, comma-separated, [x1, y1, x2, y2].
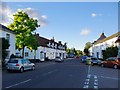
[36, 33, 39, 36]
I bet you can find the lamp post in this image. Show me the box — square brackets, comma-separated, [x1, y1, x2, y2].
[115, 35, 120, 58]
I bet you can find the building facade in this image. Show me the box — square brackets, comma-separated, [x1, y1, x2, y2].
[0, 24, 16, 60]
[16, 34, 67, 61]
[89, 32, 120, 59]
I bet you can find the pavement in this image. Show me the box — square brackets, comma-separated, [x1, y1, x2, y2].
[2, 58, 120, 89]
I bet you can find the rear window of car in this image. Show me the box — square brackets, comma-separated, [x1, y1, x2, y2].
[107, 57, 116, 61]
[91, 58, 97, 60]
[8, 60, 18, 63]
[56, 57, 60, 58]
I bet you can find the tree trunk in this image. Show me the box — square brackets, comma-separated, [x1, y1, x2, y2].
[22, 46, 25, 59]
[34, 50, 36, 59]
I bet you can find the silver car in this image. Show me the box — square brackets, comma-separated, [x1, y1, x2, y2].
[55, 56, 64, 62]
[6, 58, 35, 73]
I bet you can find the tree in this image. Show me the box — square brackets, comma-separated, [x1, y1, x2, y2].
[85, 42, 91, 49]
[66, 48, 71, 54]
[103, 46, 118, 59]
[1, 38, 10, 66]
[76, 50, 83, 56]
[84, 48, 89, 56]
[84, 42, 91, 56]
[27, 34, 39, 59]
[73, 48, 77, 56]
[8, 10, 40, 58]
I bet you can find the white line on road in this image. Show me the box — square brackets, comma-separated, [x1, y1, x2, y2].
[42, 69, 58, 76]
[5, 79, 31, 88]
[91, 75, 120, 80]
[99, 76, 119, 80]
[83, 85, 89, 89]
[87, 65, 91, 75]
[83, 65, 91, 89]
[94, 75, 98, 89]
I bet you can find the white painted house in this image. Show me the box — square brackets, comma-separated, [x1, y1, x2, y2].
[89, 32, 120, 58]
[0, 24, 16, 60]
[16, 34, 67, 61]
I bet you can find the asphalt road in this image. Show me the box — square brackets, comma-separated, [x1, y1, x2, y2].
[2, 58, 120, 89]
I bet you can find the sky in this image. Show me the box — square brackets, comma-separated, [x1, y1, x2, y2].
[0, 2, 118, 51]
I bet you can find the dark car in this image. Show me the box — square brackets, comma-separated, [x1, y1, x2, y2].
[55, 56, 64, 62]
[91, 57, 102, 66]
[101, 57, 120, 69]
[81, 56, 88, 63]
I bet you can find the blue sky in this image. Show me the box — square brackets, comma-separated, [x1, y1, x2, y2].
[3, 2, 118, 51]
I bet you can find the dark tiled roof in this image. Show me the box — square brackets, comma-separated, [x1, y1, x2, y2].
[96, 33, 107, 42]
[0, 24, 16, 34]
[115, 35, 120, 43]
[35, 34, 66, 50]
[94, 32, 120, 45]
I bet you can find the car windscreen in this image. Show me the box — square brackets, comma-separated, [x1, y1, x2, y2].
[8, 60, 18, 63]
[56, 57, 60, 58]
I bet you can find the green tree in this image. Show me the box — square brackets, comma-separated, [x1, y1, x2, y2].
[66, 48, 71, 54]
[84, 48, 89, 56]
[76, 50, 83, 56]
[103, 46, 118, 59]
[85, 42, 91, 49]
[84, 42, 91, 56]
[73, 48, 77, 56]
[27, 34, 39, 59]
[8, 10, 40, 58]
[1, 38, 10, 66]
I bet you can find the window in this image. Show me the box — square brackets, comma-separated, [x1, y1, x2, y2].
[6, 33, 10, 43]
[8, 60, 18, 63]
[6, 51, 10, 59]
[25, 52, 29, 57]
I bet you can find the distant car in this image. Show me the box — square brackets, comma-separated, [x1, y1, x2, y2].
[6, 58, 35, 73]
[81, 56, 88, 63]
[91, 57, 102, 66]
[55, 56, 64, 62]
[101, 57, 120, 69]
[75, 56, 80, 58]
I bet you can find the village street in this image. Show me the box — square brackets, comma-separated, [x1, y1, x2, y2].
[2, 58, 120, 89]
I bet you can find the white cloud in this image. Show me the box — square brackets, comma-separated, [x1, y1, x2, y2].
[41, 15, 47, 19]
[19, 8, 48, 27]
[0, 5, 48, 27]
[91, 13, 97, 17]
[0, 2, 14, 26]
[80, 29, 91, 36]
[91, 13, 103, 17]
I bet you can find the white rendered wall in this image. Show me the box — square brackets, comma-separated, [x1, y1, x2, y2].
[0, 30, 16, 59]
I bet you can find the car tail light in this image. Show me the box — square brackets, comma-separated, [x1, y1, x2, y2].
[16, 64, 20, 66]
[116, 58, 119, 62]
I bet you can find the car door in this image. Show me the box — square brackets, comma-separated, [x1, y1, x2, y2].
[110, 57, 116, 67]
[105, 58, 111, 67]
[26, 59, 32, 69]
[106, 57, 113, 67]
[22, 60, 28, 70]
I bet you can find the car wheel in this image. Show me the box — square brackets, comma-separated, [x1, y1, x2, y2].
[113, 65, 118, 69]
[20, 67, 24, 73]
[7, 69, 11, 72]
[101, 64, 104, 67]
[32, 66, 35, 70]
[91, 63, 94, 66]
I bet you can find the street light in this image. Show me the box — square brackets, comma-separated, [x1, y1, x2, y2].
[115, 35, 120, 58]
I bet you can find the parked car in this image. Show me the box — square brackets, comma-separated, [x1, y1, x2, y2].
[81, 56, 88, 63]
[101, 57, 120, 69]
[55, 56, 64, 62]
[6, 58, 35, 73]
[75, 56, 80, 58]
[91, 57, 102, 66]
